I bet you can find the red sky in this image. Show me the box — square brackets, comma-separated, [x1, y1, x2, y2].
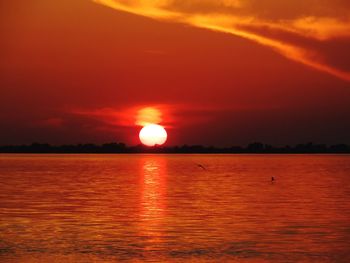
[1, 0, 350, 146]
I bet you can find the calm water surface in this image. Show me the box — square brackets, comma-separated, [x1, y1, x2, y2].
[0, 154, 350, 262]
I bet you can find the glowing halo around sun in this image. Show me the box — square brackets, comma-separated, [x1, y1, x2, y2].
[139, 124, 167, 147]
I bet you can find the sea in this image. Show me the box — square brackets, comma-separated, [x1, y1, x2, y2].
[0, 154, 349, 262]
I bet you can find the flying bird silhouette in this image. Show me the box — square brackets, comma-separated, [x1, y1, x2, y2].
[196, 164, 206, 170]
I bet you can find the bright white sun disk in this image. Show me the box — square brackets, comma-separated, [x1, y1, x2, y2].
[139, 124, 167, 146]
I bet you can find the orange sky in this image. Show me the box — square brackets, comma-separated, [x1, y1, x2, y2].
[1, 0, 350, 146]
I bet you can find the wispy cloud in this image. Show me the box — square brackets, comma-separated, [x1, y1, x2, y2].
[93, 0, 350, 81]
[70, 105, 172, 129]
[69, 102, 281, 132]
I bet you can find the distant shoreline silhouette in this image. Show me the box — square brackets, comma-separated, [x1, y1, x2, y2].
[0, 142, 349, 154]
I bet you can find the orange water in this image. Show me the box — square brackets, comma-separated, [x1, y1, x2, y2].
[0, 154, 349, 262]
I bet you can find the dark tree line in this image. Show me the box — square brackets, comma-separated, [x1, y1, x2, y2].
[0, 142, 349, 153]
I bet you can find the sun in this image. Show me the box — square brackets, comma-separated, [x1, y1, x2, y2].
[139, 124, 167, 147]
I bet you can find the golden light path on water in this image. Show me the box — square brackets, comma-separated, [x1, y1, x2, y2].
[139, 157, 167, 253]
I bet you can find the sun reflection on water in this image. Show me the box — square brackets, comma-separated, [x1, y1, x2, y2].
[139, 156, 167, 251]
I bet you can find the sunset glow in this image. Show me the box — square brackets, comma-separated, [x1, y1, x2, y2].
[1, 0, 350, 146]
[1, 1, 350, 262]
[136, 107, 163, 127]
